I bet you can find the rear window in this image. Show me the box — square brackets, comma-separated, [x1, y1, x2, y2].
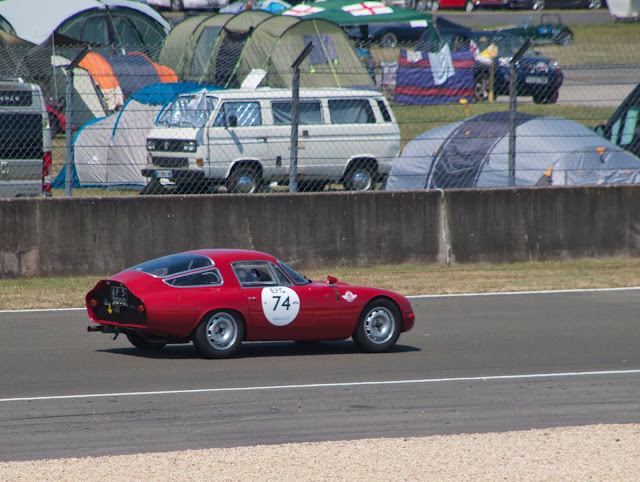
[129, 253, 214, 277]
[0, 113, 43, 159]
[328, 99, 375, 124]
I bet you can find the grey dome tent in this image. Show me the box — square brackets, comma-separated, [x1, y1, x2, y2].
[385, 112, 640, 190]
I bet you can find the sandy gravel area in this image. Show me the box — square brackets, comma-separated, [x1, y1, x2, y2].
[2, 424, 639, 481]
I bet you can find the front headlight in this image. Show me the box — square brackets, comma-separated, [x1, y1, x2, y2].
[498, 57, 511, 67]
[549, 60, 559, 70]
[183, 140, 197, 152]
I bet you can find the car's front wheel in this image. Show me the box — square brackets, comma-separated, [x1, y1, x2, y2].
[193, 311, 245, 359]
[353, 298, 402, 353]
[464, 0, 475, 12]
[531, 0, 545, 9]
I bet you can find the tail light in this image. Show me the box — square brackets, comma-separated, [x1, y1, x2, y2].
[89, 298, 99, 309]
[42, 151, 52, 196]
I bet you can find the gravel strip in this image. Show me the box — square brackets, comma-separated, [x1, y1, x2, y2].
[2, 424, 639, 481]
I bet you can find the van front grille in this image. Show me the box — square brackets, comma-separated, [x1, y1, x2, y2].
[152, 157, 189, 168]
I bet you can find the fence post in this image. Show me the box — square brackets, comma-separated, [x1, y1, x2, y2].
[64, 47, 89, 197]
[507, 39, 531, 187]
[289, 42, 313, 193]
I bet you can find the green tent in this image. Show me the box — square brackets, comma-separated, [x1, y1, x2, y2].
[158, 11, 374, 90]
[281, 0, 431, 25]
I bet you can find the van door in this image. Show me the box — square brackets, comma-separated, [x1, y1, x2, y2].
[206, 100, 268, 179]
[267, 100, 324, 183]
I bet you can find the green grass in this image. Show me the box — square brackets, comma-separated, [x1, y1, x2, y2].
[2, 258, 640, 311]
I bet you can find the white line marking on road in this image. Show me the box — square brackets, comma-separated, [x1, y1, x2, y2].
[2, 369, 639, 403]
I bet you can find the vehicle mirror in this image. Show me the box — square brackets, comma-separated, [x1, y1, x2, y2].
[327, 275, 338, 284]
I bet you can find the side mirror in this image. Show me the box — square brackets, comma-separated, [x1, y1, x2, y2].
[327, 275, 338, 284]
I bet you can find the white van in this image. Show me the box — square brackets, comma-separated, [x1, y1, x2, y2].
[143, 88, 400, 193]
[0, 78, 53, 198]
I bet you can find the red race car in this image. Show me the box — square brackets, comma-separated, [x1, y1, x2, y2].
[86, 249, 415, 358]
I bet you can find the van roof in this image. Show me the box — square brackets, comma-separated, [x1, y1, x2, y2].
[180, 87, 385, 100]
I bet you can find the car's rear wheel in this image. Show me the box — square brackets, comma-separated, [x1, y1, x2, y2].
[379, 32, 398, 49]
[473, 73, 490, 102]
[353, 298, 402, 353]
[228, 167, 261, 194]
[533, 90, 559, 105]
[193, 311, 245, 359]
[587, 0, 601, 8]
[126, 332, 167, 351]
[344, 163, 376, 191]
[555, 30, 574, 46]
[531, 0, 545, 9]
[464, 0, 475, 12]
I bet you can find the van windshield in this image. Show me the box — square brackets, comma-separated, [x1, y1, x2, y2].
[157, 93, 218, 128]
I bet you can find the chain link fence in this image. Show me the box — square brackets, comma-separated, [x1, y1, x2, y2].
[0, 15, 638, 197]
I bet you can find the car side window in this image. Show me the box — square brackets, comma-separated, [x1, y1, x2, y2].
[213, 101, 261, 127]
[165, 269, 222, 287]
[232, 261, 291, 287]
[328, 99, 375, 124]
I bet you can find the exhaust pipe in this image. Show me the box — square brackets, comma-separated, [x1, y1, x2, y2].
[87, 325, 111, 333]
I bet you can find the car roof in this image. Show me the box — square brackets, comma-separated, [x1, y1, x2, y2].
[182, 87, 384, 101]
[188, 248, 278, 264]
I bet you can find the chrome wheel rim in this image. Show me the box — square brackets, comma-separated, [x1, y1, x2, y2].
[363, 307, 395, 344]
[205, 313, 237, 349]
[235, 174, 256, 193]
[352, 171, 373, 191]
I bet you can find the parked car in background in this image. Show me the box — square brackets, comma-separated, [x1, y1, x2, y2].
[0, 78, 52, 198]
[428, 21, 563, 104]
[510, 0, 603, 8]
[596, 83, 640, 158]
[143, 88, 401, 194]
[496, 14, 575, 46]
[425, 0, 478, 12]
[86, 249, 415, 358]
[142, 0, 229, 11]
[346, 21, 428, 48]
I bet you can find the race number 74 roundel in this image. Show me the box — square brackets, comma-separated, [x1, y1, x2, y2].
[261, 287, 300, 326]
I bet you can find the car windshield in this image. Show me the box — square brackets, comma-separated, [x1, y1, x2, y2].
[278, 260, 311, 285]
[157, 93, 218, 128]
[129, 253, 214, 277]
[472, 33, 531, 58]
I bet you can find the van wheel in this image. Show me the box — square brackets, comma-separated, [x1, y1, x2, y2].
[473, 73, 490, 102]
[228, 167, 260, 194]
[344, 164, 376, 191]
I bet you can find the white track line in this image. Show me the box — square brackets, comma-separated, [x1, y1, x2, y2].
[2, 369, 640, 403]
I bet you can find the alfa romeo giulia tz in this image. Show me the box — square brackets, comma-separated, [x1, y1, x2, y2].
[86, 249, 415, 358]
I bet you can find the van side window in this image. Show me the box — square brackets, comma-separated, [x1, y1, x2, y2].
[272, 101, 322, 125]
[376, 100, 392, 122]
[328, 99, 375, 124]
[214, 101, 261, 127]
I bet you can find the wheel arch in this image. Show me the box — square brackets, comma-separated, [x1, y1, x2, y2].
[352, 294, 403, 336]
[226, 159, 264, 180]
[341, 156, 379, 182]
[190, 307, 248, 340]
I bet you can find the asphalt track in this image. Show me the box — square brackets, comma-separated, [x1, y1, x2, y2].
[1, 288, 640, 462]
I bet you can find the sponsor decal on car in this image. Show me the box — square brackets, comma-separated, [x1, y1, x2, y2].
[342, 291, 358, 303]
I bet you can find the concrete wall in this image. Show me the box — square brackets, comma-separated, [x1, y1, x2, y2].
[1, 186, 639, 278]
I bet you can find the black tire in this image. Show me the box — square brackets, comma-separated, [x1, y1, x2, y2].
[533, 90, 559, 105]
[464, 0, 475, 12]
[430, 0, 440, 11]
[343, 163, 376, 191]
[192, 311, 245, 359]
[379, 32, 398, 49]
[555, 30, 574, 46]
[587, 0, 601, 9]
[473, 73, 490, 102]
[531, 0, 545, 9]
[126, 332, 167, 351]
[227, 167, 261, 194]
[353, 298, 402, 353]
